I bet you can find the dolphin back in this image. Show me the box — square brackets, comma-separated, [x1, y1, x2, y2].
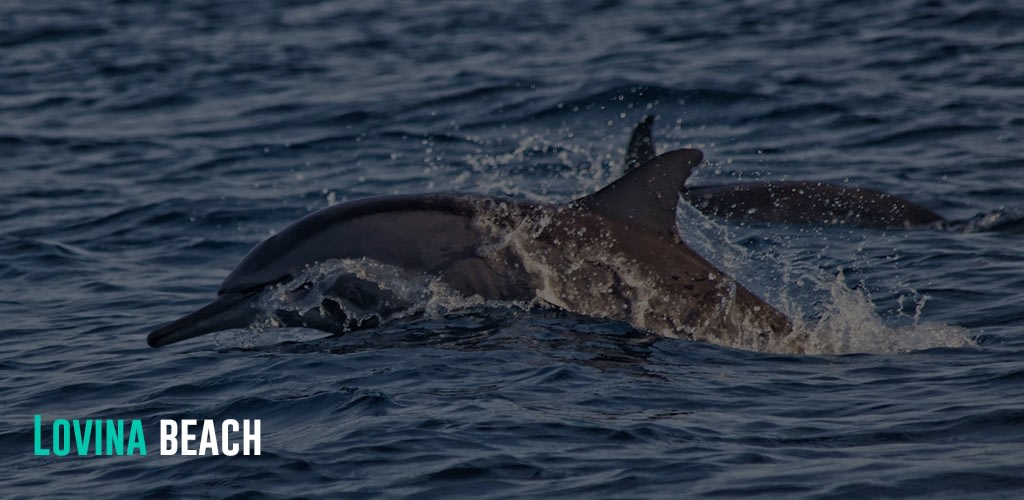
[216, 195, 501, 296]
[684, 182, 944, 228]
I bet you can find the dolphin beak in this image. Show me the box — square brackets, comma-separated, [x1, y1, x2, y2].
[146, 292, 260, 347]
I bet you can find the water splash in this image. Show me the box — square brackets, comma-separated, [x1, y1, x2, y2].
[460, 131, 622, 200]
[799, 270, 972, 354]
[675, 202, 973, 354]
[226, 258, 489, 348]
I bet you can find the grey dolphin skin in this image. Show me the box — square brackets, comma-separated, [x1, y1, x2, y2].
[683, 182, 944, 227]
[627, 116, 944, 228]
[148, 148, 796, 352]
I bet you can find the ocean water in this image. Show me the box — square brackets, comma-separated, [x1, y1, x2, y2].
[2, 0, 1023, 497]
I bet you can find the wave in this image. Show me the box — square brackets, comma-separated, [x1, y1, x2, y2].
[944, 206, 1024, 234]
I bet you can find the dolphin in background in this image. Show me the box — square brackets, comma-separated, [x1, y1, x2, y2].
[626, 116, 945, 229]
[148, 147, 797, 352]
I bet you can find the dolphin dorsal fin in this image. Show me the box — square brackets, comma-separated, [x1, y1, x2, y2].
[575, 148, 702, 240]
[624, 115, 657, 170]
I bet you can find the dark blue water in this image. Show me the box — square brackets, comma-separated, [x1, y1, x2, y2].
[3, 0, 1023, 497]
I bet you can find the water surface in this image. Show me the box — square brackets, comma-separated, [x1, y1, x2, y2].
[2, 0, 1023, 498]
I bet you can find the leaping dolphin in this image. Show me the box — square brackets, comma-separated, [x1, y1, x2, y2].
[147, 147, 796, 352]
[627, 116, 945, 229]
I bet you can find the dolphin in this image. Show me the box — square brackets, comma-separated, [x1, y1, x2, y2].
[147, 148, 796, 352]
[683, 182, 944, 228]
[627, 116, 945, 228]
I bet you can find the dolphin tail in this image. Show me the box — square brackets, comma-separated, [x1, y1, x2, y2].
[146, 293, 259, 347]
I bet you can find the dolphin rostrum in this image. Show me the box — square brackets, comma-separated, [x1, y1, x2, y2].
[147, 147, 796, 352]
[626, 116, 944, 228]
